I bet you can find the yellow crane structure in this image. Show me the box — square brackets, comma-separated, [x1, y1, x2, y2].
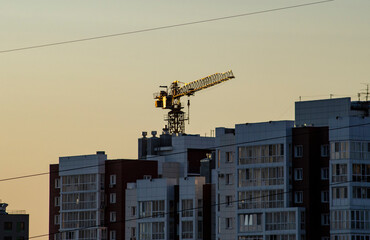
[154, 70, 235, 134]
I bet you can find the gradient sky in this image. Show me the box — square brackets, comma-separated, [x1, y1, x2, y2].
[1, 0, 369, 237]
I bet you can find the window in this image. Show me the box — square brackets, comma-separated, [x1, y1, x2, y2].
[182, 199, 193, 217]
[332, 187, 348, 199]
[55, 178, 60, 188]
[198, 221, 203, 239]
[130, 227, 136, 237]
[321, 191, 329, 203]
[294, 145, 303, 158]
[54, 215, 60, 225]
[353, 186, 370, 199]
[226, 152, 234, 163]
[321, 168, 329, 180]
[294, 168, 303, 181]
[198, 199, 203, 217]
[139, 223, 150, 240]
[226, 218, 233, 229]
[143, 175, 152, 180]
[55, 196, 60, 207]
[139, 201, 152, 218]
[226, 174, 233, 185]
[218, 217, 221, 234]
[331, 141, 350, 160]
[352, 164, 370, 182]
[110, 211, 116, 222]
[332, 164, 347, 182]
[294, 191, 303, 203]
[131, 206, 136, 216]
[335, 142, 340, 152]
[110, 175, 116, 186]
[61, 174, 97, 192]
[152, 222, 165, 239]
[182, 221, 193, 239]
[238, 167, 284, 187]
[4, 222, 12, 230]
[265, 212, 296, 231]
[239, 144, 284, 165]
[152, 200, 165, 217]
[321, 144, 329, 157]
[16, 222, 25, 232]
[110, 193, 116, 204]
[239, 213, 263, 232]
[226, 195, 233, 207]
[350, 210, 370, 230]
[239, 189, 284, 209]
[110, 230, 116, 240]
[321, 213, 330, 225]
[217, 150, 221, 168]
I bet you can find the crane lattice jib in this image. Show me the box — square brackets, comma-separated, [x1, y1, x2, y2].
[173, 70, 234, 98]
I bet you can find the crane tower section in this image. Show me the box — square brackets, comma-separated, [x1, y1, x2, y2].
[154, 70, 234, 134]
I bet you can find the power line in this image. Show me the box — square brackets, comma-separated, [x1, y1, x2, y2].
[0, 0, 334, 54]
[0, 120, 369, 183]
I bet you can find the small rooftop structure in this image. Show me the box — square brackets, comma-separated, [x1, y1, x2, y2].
[0, 203, 8, 215]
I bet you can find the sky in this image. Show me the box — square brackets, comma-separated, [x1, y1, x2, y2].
[0, 0, 369, 237]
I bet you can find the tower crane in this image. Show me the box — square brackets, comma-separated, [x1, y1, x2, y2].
[154, 70, 235, 134]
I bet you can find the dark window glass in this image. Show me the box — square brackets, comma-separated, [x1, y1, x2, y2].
[17, 222, 25, 232]
[4, 222, 12, 230]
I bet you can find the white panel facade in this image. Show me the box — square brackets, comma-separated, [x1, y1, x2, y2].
[329, 116, 370, 239]
[179, 177, 205, 240]
[215, 128, 237, 240]
[215, 121, 305, 240]
[136, 178, 177, 240]
[59, 153, 107, 240]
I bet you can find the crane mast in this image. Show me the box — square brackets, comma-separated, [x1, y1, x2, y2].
[154, 70, 234, 134]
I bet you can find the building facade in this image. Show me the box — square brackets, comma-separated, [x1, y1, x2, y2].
[0, 203, 29, 240]
[292, 126, 330, 240]
[125, 176, 212, 240]
[295, 97, 370, 240]
[329, 116, 370, 240]
[216, 121, 306, 240]
[215, 127, 236, 240]
[49, 152, 158, 240]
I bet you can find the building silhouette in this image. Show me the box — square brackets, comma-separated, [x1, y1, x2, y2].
[0, 202, 29, 240]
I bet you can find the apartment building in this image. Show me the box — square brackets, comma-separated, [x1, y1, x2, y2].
[125, 176, 211, 240]
[0, 203, 29, 240]
[49, 152, 157, 240]
[295, 97, 370, 240]
[216, 121, 306, 240]
[328, 116, 370, 240]
[126, 130, 217, 240]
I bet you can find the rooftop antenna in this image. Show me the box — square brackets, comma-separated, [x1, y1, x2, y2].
[359, 83, 369, 101]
